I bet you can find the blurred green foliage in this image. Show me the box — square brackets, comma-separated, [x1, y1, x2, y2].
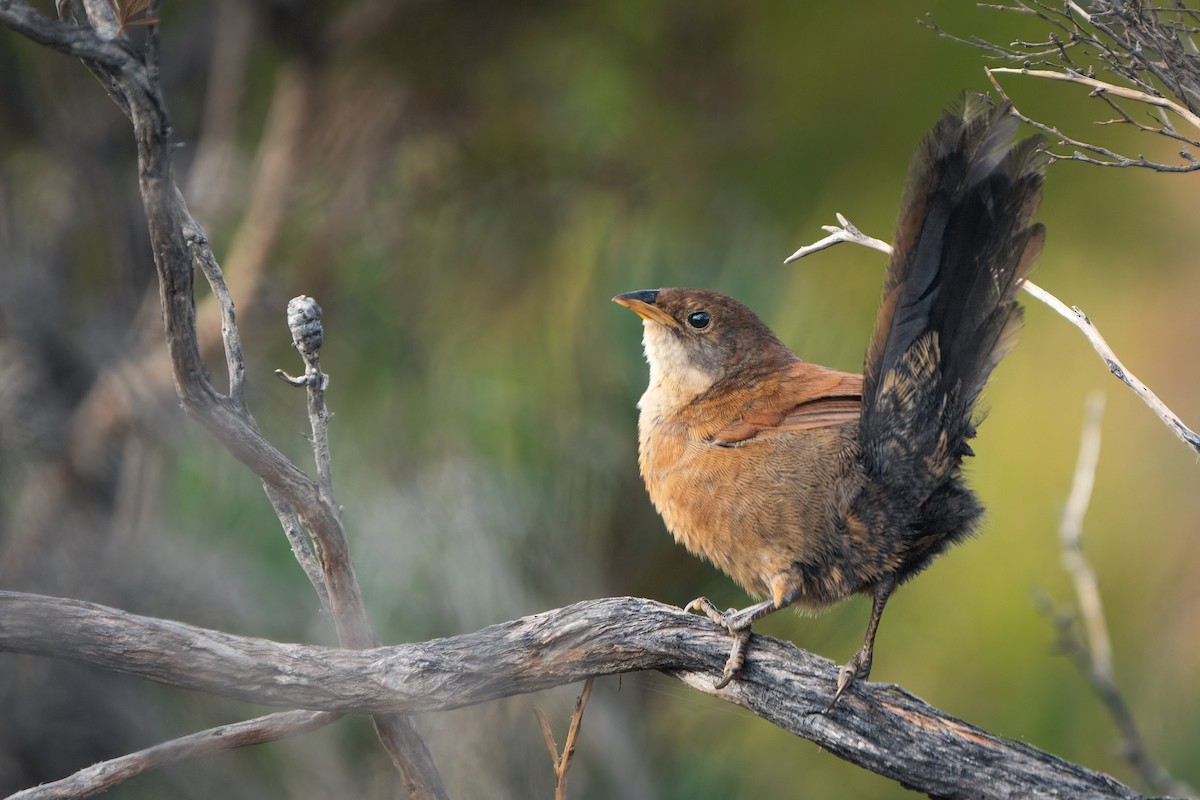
[1, 1, 1198, 798]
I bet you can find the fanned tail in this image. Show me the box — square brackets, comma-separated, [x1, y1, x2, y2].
[859, 93, 1046, 503]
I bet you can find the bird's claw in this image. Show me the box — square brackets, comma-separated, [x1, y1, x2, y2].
[684, 596, 753, 690]
[712, 626, 751, 689]
[825, 649, 873, 712]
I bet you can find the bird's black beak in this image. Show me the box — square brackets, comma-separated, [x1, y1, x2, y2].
[613, 290, 678, 328]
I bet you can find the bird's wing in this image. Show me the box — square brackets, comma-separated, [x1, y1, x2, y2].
[709, 362, 863, 446]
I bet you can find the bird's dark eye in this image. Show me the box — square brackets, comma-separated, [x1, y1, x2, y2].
[687, 311, 711, 329]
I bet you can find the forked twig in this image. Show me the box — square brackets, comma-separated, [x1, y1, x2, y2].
[783, 212, 891, 263]
[0, 3, 447, 796]
[988, 67, 1200, 132]
[1039, 394, 1195, 798]
[931, 1, 1200, 172]
[533, 679, 595, 800]
[987, 70, 1200, 172]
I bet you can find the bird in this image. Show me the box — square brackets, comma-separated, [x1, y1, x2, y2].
[613, 94, 1046, 706]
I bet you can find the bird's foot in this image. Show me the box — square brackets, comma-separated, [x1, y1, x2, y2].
[684, 596, 755, 690]
[826, 648, 873, 712]
[684, 596, 765, 631]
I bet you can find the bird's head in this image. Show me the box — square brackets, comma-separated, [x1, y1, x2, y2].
[613, 288, 795, 403]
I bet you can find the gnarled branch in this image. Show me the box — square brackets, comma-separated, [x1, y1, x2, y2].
[0, 2, 445, 796]
[0, 591, 1150, 800]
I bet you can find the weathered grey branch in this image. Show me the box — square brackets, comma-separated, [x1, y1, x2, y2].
[275, 295, 337, 510]
[0, 0, 126, 65]
[0, 3, 446, 797]
[0, 591, 1155, 800]
[9, 710, 338, 800]
[264, 484, 331, 614]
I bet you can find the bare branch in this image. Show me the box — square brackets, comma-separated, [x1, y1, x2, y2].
[533, 707, 560, 777]
[0, 4, 447, 796]
[275, 295, 337, 504]
[1020, 282, 1200, 455]
[0, 1, 126, 64]
[987, 67, 1200, 131]
[1093, 93, 1200, 148]
[987, 71, 1200, 170]
[784, 216, 1200, 455]
[186, 221, 248, 410]
[264, 484, 331, 614]
[920, 11, 1059, 60]
[783, 213, 891, 262]
[1060, 393, 1112, 679]
[0, 591, 1151, 800]
[1042, 396, 1196, 797]
[535, 679, 595, 800]
[9, 710, 337, 800]
[929, 2, 1200, 171]
[561, 679, 594, 795]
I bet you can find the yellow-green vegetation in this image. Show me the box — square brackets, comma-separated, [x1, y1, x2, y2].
[1, 2, 1196, 798]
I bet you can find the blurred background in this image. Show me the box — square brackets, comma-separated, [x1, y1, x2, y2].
[1, 1, 1197, 798]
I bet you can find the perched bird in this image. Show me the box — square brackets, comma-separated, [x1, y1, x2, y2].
[614, 95, 1046, 705]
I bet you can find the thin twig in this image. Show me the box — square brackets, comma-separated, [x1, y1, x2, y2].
[560, 679, 594, 799]
[186, 221, 248, 410]
[533, 707, 560, 774]
[1021, 282, 1200, 455]
[987, 67, 1200, 132]
[1059, 393, 1111, 679]
[275, 295, 336, 504]
[142, 0, 158, 77]
[929, 2, 1200, 171]
[533, 679, 596, 800]
[783, 213, 891, 262]
[8, 710, 338, 800]
[987, 70, 1200, 171]
[1064, 0, 1198, 110]
[264, 484, 331, 614]
[1094, 92, 1200, 148]
[784, 216, 1200, 455]
[1043, 395, 1196, 797]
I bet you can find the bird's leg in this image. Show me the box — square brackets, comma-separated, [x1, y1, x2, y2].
[828, 573, 897, 711]
[684, 596, 781, 689]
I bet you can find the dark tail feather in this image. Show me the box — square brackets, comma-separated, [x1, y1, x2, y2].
[859, 93, 1046, 489]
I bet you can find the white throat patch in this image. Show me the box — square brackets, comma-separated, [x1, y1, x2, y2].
[637, 320, 716, 413]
